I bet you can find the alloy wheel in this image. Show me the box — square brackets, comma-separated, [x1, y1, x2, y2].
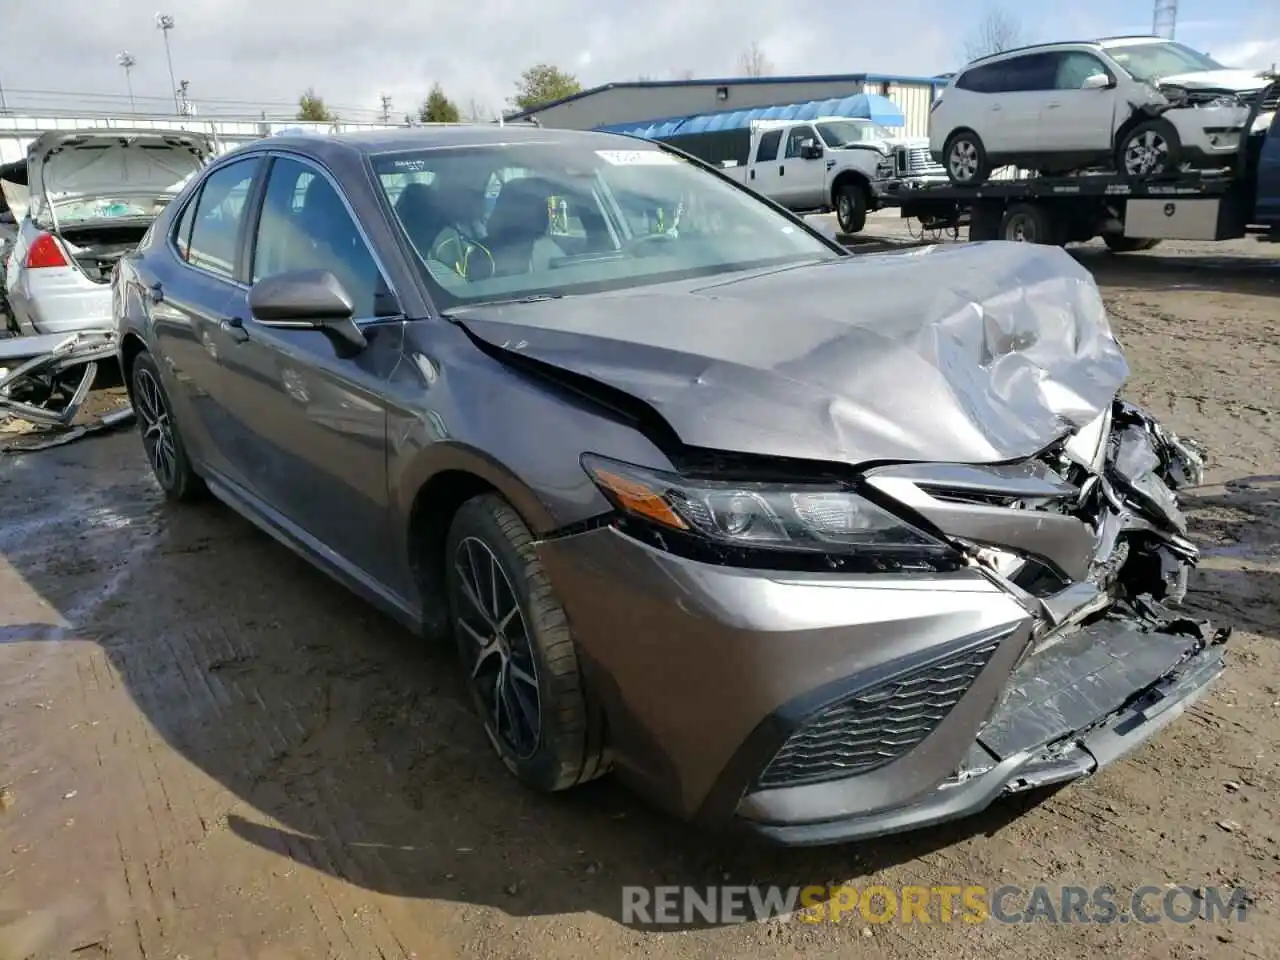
[453, 536, 542, 760]
[948, 140, 979, 181]
[1123, 131, 1169, 177]
[133, 367, 178, 490]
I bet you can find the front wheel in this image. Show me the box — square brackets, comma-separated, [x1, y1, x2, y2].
[130, 351, 206, 501]
[1116, 119, 1183, 180]
[445, 493, 609, 792]
[834, 183, 868, 234]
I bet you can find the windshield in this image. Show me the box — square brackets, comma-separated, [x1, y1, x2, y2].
[1106, 41, 1226, 83]
[815, 120, 895, 147]
[371, 140, 840, 308]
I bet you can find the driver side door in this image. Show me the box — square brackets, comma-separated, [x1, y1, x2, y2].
[1040, 51, 1120, 153]
[776, 125, 827, 210]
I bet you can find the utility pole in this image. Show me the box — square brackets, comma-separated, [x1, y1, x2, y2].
[0, 76, 8, 114]
[379, 94, 393, 124]
[1153, 0, 1178, 40]
[176, 80, 191, 116]
[156, 13, 179, 113]
[117, 51, 138, 114]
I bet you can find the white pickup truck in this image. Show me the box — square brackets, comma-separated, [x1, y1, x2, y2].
[668, 116, 945, 233]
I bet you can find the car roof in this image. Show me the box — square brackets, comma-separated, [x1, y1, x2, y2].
[961, 34, 1167, 70]
[228, 124, 651, 165]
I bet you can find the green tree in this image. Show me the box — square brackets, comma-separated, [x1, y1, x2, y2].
[419, 83, 461, 123]
[510, 63, 582, 111]
[296, 87, 336, 122]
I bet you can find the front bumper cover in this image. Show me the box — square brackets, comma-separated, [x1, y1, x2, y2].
[735, 605, 1228, 845]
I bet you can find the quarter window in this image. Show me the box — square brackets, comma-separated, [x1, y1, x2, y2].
[186, 158, 260, 278]
[250, 156, 396, 319]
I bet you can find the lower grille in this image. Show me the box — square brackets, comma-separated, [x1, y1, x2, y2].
[755, 638, 1001, 790]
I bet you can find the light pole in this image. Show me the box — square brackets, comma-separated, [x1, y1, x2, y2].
[117, 51, 138, 114]
[155, 12, 178, 113]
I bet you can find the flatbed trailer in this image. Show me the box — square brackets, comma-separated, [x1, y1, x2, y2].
[898, 79, 1280, 251]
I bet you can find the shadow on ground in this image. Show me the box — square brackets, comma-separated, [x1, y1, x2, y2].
[1, 435, 1272, 930]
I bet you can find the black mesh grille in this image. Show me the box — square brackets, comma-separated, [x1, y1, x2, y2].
[755, 639, 1001, 790]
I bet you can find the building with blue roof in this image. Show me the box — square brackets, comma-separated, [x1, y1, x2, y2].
[505, 72, 944, 138]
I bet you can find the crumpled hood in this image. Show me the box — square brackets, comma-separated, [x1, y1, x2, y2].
[450, 242, 1130, 467]
[1158, 68, 1268, 93]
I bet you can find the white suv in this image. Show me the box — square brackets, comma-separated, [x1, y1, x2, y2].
[929, 36, 1274, 185]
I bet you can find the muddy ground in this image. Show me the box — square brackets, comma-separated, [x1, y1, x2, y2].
[1, 223, 1278, 959]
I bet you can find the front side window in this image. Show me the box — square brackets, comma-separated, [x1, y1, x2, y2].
[186, 157, 260, 278]
[250, 156, 395, 319]
[1105, 42, 1225, 84]
[373, 141, 840, 309]
[1054, 52, 1113, 90]
[784, 126, 819, 159]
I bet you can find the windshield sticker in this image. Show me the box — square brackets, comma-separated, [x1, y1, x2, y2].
[595, 150, 679, 166]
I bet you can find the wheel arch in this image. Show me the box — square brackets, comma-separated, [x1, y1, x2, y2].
[401, 443, 558, 640]
[118, 331, 148, 402]
[829, 168, 871, 209]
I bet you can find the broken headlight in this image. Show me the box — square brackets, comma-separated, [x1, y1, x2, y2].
[582, 454, 955, 569]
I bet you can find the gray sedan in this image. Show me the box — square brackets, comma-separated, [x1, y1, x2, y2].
[112, 124, 1228, 845]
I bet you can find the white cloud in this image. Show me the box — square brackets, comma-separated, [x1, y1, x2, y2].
[1214, 38, 1280, 71]
[2, 0, 953, 121]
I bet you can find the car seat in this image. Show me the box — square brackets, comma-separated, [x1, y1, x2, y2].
[484, 177, 564, 276]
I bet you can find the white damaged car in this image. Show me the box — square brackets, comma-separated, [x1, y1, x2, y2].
[930, 36, 1276, 184]
[4, 130, 213, 336]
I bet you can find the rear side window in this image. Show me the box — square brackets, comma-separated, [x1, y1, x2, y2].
[957, 53, 1057, 93]
[755, 130, 782, 163]
[186, 157, 261, 279]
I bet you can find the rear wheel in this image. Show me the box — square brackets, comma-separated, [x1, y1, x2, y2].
[445, 493, 608, 792]
[1000, 203, 1062, 245]
[834, 182, 868, 234]
[943, 130, 991, 186]
[130, 351, 206, 501]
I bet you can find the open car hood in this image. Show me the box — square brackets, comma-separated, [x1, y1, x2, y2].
[448, 242, 1130, 467]
[27, 129, 213, 226]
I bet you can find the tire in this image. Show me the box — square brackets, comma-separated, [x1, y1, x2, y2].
[1116, 119, 1183, 180]
[834, 182, 868, 234]
[943, 130, 991, 186]
[999, 203, 1061, 245]
[445, 493, 608, 792]
[129, 351, 206, 501]
[1103, 235, 1162, 253]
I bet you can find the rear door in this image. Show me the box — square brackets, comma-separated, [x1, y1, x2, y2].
[745, 128, 784, 199]
[1258, 110, 1280, 230]
[982, 53, 1057, 154]
[145, 154, 264, 483]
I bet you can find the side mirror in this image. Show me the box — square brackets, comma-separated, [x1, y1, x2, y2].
[799, 141, 824, 160]
[1082, 73, 1113, 90]
[248, 269, 367, 350]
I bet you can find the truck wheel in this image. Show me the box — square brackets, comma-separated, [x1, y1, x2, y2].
[1116, 119, 1183, 180]
[835, 183, 868, 234]
[1103, 235, 1162, 253]
[943, 130, 991, 186]
[1000, 203, 1060, 245]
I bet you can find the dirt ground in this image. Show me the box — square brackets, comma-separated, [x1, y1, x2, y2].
[2, 223, 1278, 960]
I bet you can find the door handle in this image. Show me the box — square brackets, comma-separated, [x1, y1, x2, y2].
[990, 104, 1003, 111]
[1045, 102, 1061, 109]
[219, 316, 250, 343]
[779, 165, 785, 176]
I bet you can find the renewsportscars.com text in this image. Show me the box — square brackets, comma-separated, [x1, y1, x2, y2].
[621, 884, 1252, 925]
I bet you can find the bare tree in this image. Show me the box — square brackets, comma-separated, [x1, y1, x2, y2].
[963, 6, 1025, 61]
[465, 96, 492, 121]
[672, 68, 696, 80]
[737, 41, 773, 78]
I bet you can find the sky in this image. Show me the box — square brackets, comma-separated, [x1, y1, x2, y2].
[2, 0, 1276, 122]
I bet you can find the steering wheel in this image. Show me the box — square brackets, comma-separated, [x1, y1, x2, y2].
[431, 233, 496, 281]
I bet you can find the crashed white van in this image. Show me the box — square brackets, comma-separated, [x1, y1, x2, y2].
[3, 130, 213, 336]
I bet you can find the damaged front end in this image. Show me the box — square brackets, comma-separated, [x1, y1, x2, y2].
[861, 398, 1228, 806]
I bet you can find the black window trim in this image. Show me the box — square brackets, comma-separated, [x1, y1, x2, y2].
[247, 148, 404, 327]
